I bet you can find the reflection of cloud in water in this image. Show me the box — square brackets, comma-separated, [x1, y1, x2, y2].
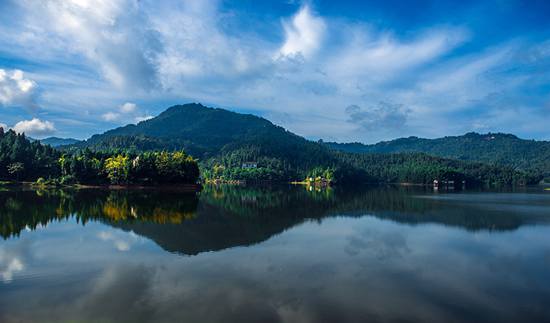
[344, 227, 410, 261]
[0, 257, 24, 283]
[0, 240, 30, 283]
[2, 217, 539, 323]
[98, 230, 142, 252]
[1, 188, 550, 322]
[76, 266, 156, 322]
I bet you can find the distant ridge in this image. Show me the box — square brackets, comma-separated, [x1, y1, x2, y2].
[39, 137, 81, 147]
[324, 132, 550, 175]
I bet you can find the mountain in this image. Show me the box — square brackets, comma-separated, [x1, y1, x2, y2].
[324, 132, 550, 177]
[39, 137, 81, 147]
[70, 103, 537, 185]
[84, 103, 279, 156]
[82, 103, 315, 156]
[76, 103, 338, 180]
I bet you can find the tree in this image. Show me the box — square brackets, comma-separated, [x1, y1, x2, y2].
[104, 155, 130, 184]
[7, 162, 24, 181]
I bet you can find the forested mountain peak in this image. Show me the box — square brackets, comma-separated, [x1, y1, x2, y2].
[77, 103, 312, 160]
[97, 103, 278, 138]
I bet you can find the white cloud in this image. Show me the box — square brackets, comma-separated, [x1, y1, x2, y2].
[415, 48, 509, 103]
[102, 102, 151, 124]
[12, 118, 56, 137]
[0, 122, 7, 130]
[0, 69, 38, 109]
[279, 5, 326, 58]
[3, 1, 547, 142]
[152, 0, 270, 94]
[346, 102, 410, 131]
[4, 2, 464, 141]
[327, 29, 467, 85]
[17, 0, 159, 91]
[120, 102, 137, 113]
[101, 111, 120, 122]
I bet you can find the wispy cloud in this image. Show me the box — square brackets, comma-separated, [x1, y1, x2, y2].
[102, 102, 151, 124]
[278, 5, 326, 58]
[346, 102, 410, 133]
[15, 0, 160, 91]
[1, 0, 549, 141]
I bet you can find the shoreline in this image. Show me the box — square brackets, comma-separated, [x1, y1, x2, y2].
[0, 181, 202, 192]
[2, 180, 545, 190]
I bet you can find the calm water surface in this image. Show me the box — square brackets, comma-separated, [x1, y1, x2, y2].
[1, 185, 549, 323]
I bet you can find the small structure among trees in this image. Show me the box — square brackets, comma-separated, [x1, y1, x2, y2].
[241, 162, 258, 169]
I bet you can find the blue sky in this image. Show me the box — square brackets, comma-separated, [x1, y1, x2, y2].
[0, 0, 549, 142]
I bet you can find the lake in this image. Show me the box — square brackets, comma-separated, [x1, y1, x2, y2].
[1, 185, 549, 323]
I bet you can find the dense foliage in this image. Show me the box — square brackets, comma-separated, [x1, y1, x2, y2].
[58, 150, 199, 185]
[0, 128, 60, 181]
[203, 150, 533, 186]
[0, 128, 199, 185]
[324, 132, 550, 181]
[61, 104, 540, 186]
[335, 152, 533, 186]
[201, 137, 340, 182]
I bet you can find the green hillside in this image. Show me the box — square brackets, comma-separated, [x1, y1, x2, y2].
[82, 103, 298, 157]
[325, 133, 550, 179]
[68, 104, 536, 185]
[73, 104, 337, 180]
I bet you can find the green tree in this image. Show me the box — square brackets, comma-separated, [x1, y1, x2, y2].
[104, 155, 130, 184]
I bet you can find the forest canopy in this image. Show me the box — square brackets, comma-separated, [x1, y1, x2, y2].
[0, 128, 199, 185]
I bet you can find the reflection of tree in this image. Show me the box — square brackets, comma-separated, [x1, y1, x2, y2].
[199, 184, 525, 232]
[0, 189, 199, 238]
[1, 185, 545, 253]
[112, 185, 539, 255]
[331, 186, 523, 230]
[101, 192, 197, 224]
[115, 185, 345, 255]
[199, 184, 339, 218]
[0, 190, 66, 239]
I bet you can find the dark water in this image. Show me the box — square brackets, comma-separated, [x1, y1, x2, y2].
[1, 185, 550, 323]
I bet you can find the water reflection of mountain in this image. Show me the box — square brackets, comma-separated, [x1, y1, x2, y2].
[113, 186, 343, 255]
[1, 186, 549, 255]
